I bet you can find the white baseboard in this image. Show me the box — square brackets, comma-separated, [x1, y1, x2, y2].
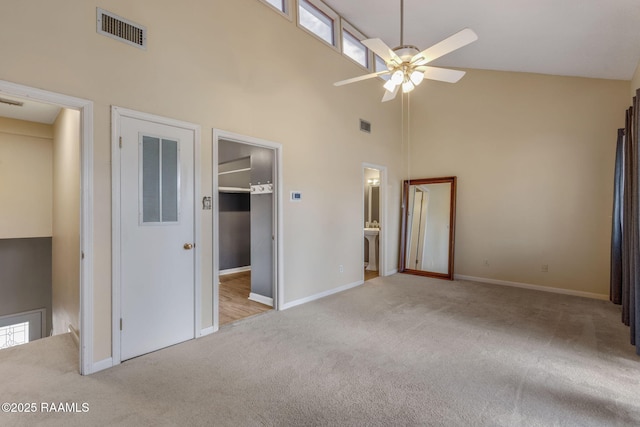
[219, 266, 251, 276]
[454, 274, 609, 301]
[249, 293, 273, 307]
[281, 280, 364, 310]
[200, 326, 215, 337]
[385, 268, 398, 276]
[91, 357, 113, 374]
[67, 324, 79, 348]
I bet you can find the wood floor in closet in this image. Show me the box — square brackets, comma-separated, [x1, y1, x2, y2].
[219, 271, 271, 326]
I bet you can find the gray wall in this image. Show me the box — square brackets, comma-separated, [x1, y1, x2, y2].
[219, 193, 250, 270]
[0, 237, 52, 335]
[219, 140, 274, 299]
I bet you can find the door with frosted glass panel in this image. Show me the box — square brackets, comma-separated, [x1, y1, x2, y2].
[119, 116, 195, 361]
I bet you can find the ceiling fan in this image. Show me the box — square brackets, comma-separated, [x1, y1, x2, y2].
[333, 0, 478, 102]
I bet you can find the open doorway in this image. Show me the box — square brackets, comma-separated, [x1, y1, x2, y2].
[0, 80, 93, 374]
[363, 164, 386, 281]
[213, 130, 283, 330]
[0, 95, 80, 354]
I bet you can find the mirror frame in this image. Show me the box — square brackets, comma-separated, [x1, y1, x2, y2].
[399, 176, 457, 280]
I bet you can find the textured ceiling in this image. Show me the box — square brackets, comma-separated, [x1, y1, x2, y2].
[323, 0, 640, 80]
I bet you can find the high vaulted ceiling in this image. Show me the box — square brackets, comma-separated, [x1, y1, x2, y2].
[323, 0, 640, 80]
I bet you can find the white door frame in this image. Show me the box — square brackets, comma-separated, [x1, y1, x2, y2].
[212, 129, 283, 332]
[0, 80, 94, 374]
[111, 106, 201, 366]
[363, 163, 387, 277]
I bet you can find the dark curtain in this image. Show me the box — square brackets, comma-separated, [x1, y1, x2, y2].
[614, 90, 640, 354]
[610, 128, 624, 305]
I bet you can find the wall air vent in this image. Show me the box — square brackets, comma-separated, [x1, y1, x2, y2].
[97, 8, 147, 50]
[360, 119, 371, 134]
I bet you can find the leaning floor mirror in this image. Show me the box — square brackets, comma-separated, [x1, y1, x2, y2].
[400, 176, 457, 280]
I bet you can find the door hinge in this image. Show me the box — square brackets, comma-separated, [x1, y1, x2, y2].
[120, 318, 123, 331]
[81, 251, 85, 260]
[119, 136, 122, 148]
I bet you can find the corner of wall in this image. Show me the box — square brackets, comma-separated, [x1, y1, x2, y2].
[631, 59, 640, 100]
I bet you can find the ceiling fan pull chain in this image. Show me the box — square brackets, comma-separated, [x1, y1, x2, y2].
[400, 0, 404, 47]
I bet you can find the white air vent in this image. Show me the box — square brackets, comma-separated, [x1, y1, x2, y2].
[97, 8, 147, 50]
[360, 119, 371, 133]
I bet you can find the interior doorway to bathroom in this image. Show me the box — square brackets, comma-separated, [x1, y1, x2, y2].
[363, 164, 386, 281]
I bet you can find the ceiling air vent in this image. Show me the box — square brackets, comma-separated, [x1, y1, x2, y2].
[0, 97, 24, 107]
[360, 119, 371, 134]
[97, 8, 147, 50]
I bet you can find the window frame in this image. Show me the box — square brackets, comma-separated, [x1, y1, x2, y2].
[296, 0, 341, 52]
[257, 0, 293, 21]
[374, 54, 391, 80]
[340, 19, 371, 71]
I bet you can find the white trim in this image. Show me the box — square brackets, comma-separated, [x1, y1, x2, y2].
[68, 324, 80, 347]
[111, 106, 201, 366]
[0, 80, 94, 375]
[219, 266, 252, 276]
[213, 129, 284, 333]
[249, 293, 274, 307]
[91, 357, 113, 374]
[387, 268, 398, 276]
[200, 326, 215, 337]
[363, 163, 387, 277]
[454, 274, 609, 301]
[281, 280, 363, 310]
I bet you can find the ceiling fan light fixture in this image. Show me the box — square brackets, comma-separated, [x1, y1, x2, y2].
[383, 79, 397, 92]
[410, 70, 425, 86]
[332, 0, 477, 103]
[402, 80, 415, 93]
[391, 70, 404, 85]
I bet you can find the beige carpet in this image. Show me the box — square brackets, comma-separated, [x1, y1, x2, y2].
[1, 273, 640, 426]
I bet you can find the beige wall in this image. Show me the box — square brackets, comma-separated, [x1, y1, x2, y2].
[409, 70, 629, 296]
[52, 108, 81, 336]
[0, 0, 403, 363]
[631, 60, 640, 98]
[0, 117, 53, 238]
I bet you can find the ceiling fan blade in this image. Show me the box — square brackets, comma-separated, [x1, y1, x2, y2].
[381, 85, 399, 102]
[362, 38, 402, 65]
[334, 70, 390, 87]
[417, 66, 466, 83]
[411, 28, 478, 66]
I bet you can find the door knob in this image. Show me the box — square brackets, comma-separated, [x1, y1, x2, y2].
[183, 243, 194, 250]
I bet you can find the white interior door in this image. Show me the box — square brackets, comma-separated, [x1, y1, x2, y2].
[119, 116, 195, 361]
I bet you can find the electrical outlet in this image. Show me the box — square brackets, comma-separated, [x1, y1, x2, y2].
[339, 265, 344, 273]
[541, 264, 549, 273]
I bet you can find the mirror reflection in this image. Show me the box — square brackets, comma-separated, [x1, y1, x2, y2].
[400, 177, 456, 280]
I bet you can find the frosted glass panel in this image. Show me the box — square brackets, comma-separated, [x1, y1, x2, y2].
[162, 139, 178, 222]
[142, 136, 160, 222]
[141, 135, 180, 224]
